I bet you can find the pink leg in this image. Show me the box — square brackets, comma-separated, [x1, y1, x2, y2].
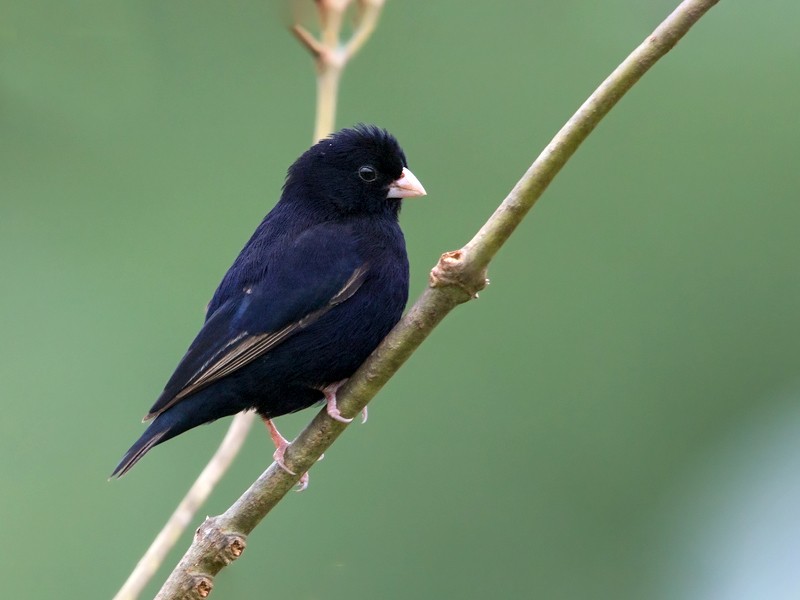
[262, 418, 309, 492]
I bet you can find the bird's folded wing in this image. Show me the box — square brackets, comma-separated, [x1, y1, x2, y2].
[144, 224, 367, 421]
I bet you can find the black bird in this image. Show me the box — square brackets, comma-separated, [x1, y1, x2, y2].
[112, 125, 426, 485]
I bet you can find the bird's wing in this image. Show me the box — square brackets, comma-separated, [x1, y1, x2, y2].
[144, 223, 367, 421]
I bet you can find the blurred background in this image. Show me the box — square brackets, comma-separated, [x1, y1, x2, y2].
[2, 1, 799, 598]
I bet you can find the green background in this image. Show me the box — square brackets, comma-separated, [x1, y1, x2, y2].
[2, 1, 800, 598]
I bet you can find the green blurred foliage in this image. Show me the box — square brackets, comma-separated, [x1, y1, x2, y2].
[2, 1, 800, 598]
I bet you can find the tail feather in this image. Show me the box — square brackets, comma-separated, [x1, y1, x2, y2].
[110, 427, 169, 478]
[110, 404, 198, 478]
[111, 387, 242, 478]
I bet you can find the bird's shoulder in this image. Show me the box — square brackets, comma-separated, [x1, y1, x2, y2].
[207, 206, 363, 316]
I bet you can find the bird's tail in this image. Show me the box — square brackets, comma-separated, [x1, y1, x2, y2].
[110, 401, 209, 478]
[110, 424, 169, 478]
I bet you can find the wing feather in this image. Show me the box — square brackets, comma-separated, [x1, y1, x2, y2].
[145, 264, 368, 420]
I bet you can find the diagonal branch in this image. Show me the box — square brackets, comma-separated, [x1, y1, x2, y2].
[154, 0, 721, 597]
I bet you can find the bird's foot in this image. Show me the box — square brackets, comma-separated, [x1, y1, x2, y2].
[323, 380, 352, 423]
[322, 380, 369, 424]
[263, 418, 309, 492]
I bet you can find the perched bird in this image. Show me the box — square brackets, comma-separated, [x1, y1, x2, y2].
[111, 125, 426, 484]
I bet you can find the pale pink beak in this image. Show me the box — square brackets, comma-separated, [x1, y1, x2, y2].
[387, 167, 427, 199]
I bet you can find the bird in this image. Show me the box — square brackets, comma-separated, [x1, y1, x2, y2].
[111, 125, 426, 486]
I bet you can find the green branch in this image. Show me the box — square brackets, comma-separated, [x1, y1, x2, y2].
[154, 0, 720, 597]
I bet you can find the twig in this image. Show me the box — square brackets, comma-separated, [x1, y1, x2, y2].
[293, 0, 386, 141]
[113, 2, 385, 598]
[343, 0, 386, 58]
[112, 413, 254, 600]
[153, 0, 721, 598]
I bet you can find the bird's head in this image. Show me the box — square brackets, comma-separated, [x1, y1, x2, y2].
[283, 124, 426, 218]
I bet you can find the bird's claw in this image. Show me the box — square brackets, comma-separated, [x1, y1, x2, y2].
[322, 380, 368, 424]
[273, 445, 310, 492]
[327, 402, 354, 423]
[294, 473, 309, 492]
[264, 417, 310, 491]
[323, 380, 354, 423]
[273, 441, 310, 492]
[272, 443, 296, 476]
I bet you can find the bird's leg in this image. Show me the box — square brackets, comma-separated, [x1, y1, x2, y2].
[322, 380, 369, 424]
[263, 418, 293, 473]
[262, 417, 309, 492]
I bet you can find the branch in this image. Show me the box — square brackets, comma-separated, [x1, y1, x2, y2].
[155, 0, 720, 597]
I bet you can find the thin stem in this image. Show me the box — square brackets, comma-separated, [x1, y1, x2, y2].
[304, 0, 385, 141]
[314, 65, 342, 142]
[343, 0, 385, 57]
[291, 24, 325, 57]
[318, 0, 347, 48]
[154, 1, 721, 597]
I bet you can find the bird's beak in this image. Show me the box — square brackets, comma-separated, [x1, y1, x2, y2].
[387, 167, 427, 199]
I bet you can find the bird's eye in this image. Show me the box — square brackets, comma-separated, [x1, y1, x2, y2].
[358, 166, 378, 182]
